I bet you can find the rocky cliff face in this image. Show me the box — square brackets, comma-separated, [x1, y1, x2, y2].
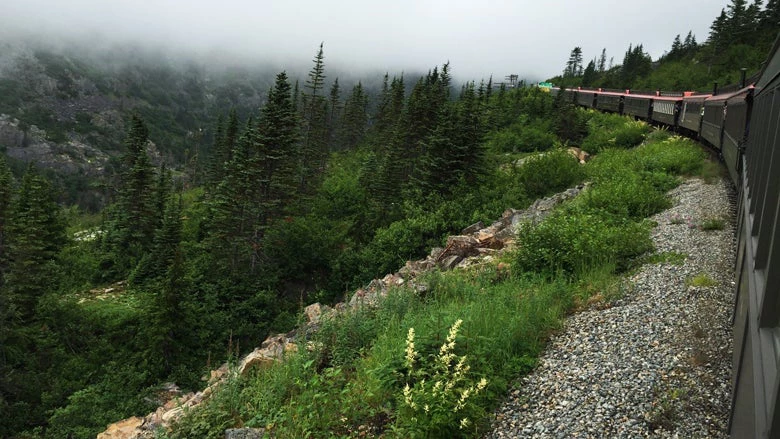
[0, 114, 110, 175]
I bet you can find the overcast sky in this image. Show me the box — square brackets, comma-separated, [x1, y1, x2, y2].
[1, 0, 729, 82]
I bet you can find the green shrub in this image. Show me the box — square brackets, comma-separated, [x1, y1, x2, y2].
[635, 136, 706, 176]
[516, 125, 557, 152]
[486, 122, 556, 154]
[514, 149, 585, 199]
[613, 121, 649, 148]
[580, 173, 671, 220]
[486, 129, 523, 153]
[581, 114, 649, 153]
[699, 217, 726, 231]
[515, 210, 653, 275]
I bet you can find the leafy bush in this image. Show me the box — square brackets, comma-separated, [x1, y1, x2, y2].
[580, 173, 671, 220]
[515, 210, 653, 275]
[486, 121, 556, 154]
[514, 149, 585, 199]
[635, 136, 706, 176]
[581, 113, 649, 153]
[613, 121, 649, 148]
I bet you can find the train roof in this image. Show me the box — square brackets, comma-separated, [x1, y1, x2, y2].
[704, 85, 754, 103]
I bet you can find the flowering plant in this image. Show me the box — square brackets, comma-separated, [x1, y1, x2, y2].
[395, 319, 488, 437]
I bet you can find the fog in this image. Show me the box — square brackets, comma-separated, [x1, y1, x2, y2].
[1, 0, 728, 82]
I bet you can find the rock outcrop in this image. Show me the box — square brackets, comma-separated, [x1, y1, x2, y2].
[98, 183, 588, 439]
[0, 114, 111, 175]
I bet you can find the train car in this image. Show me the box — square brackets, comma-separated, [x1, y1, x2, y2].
[651, 96, 683, 127]
[679, 94, 711, 134]
[622, 94, 653, 119]
[576, 90, 596, 108]
[721, 86, 754, 184]
[561, 88, 576, 103]
[701, 93, 729, 150]
[594, 91, 623, 113]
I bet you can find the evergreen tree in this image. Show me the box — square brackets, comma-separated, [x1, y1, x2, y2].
[709, 9, 728, 47]
[206, 114, 225, 187]
[620, 44, 652, 87]
[415, 82, 486, 196]
[327, 78, 342, 150]
[0, 155, 12, 285]
[372, 73, 393, 140]
[255, 71, 300, 230]
[762, 0, 780, 29]
[3, 165, 65, 320]
[300, 43, 329, 193]
[598, 48, 607, 73]
[581, 60, 597, 86]
[338, 82, 369, 150]
[683, 31, 697, 51]
[669, 34, 683, 59]
[145, 196, 185, 376]
[564, 47, 584, 77]
[101, 114, 157, 278]
[206, 120, 256, 272]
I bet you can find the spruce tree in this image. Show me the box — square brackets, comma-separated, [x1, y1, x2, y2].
[582, 60, 597, 86]
[338, 82, 369, 150]
[206, 114, 226, 187]
[598, 48, 607, 73]
[300, 43, 329, 193]
[327, 78, 342, 150]
[255, 71, 300, 228]
[108, 114, 157, 267]
[0, 155, 12, 285]
[142, 196, 185, 376]
[3, 165, 65, 320]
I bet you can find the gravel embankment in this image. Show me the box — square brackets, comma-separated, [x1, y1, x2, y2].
[486, 177, 735, 439]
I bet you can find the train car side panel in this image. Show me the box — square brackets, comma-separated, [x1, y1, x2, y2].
[623, 96, 653, 119]
[595, 93, 622, 113]
[651, 98, 681, 126]
[701, 100, 725, 149]
[577, 91, 596, 108]
[680, 96, 709, 133]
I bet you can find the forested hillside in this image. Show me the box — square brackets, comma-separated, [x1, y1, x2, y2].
[549, 0, 779, 90]
[0, 1, 773, 437]
[0, 35, 581, 436]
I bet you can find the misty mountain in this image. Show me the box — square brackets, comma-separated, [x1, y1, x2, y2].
[0, 39, 412, 209]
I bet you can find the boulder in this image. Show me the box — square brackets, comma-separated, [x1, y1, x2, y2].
[461, 221, 484, 235]
[567, 147, 590, 163]
[97, 417, 144, 439]
[443, 235, 480, 257]
[440, 254, 463, 271]
[239, 336, 294, 375]
[304, 302, 324, 324]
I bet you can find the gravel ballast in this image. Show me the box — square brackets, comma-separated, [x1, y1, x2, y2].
[486, 177, 735, 439]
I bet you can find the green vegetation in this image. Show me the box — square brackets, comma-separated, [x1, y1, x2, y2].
[550, 0, 779, 90]
[642, 251, 688, 266]
[157, 111, 713, 438]
[0, 1, 749, 433]
[687, 273, 719, 288]
[700, 217, 727, 231]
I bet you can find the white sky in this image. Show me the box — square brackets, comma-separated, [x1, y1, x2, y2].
[0, 0, 729, 81]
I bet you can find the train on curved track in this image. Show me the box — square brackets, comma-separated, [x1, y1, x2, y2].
[550, 80, 755, 186]
[552, 36, 780, 438]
